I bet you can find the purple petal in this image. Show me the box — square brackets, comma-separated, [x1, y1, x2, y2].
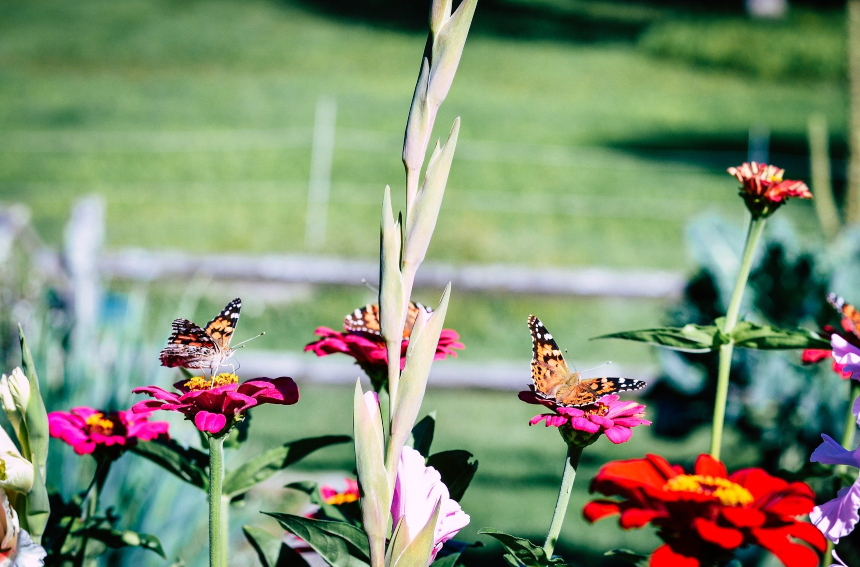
[832, 334, 860, 376]
[810, 477, 860, 543]
[811, 434, 860, 468]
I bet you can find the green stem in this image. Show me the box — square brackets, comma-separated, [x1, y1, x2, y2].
[823, 380, 860, 566]
[542, 443, 583, 559]
[74, 458, 112, 567]
[208, 435, 225, 567]
[220, 496, 230, 567]
[709, 216, 767, 460]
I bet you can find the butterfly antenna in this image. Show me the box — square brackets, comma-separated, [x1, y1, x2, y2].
[581, 361, 612, 374]
[361, 279, 379, 293]
[233, 332, 265, 349]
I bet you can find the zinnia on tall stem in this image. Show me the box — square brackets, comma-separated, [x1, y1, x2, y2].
[135, 373, 299, 567]
[711, 163, 811, 460]
[519, 386, 650, 558]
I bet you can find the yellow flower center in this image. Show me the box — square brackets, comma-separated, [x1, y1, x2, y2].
[663, 474, 754, 507]
[184, 373, 239, 391]
[85, 412, 116, 435]
[324, 492, 359, 505]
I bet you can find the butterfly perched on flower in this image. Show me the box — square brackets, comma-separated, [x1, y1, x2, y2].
[528, 315, 646, 407]
[344, 301, 432, 339]
[160, 298, 243, 375]
[828, 293, 860, 339]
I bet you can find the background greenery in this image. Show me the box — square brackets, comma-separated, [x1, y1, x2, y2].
[2, 0, 851, 564]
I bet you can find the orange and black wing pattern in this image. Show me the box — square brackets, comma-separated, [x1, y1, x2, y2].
[204, 298, 242, 350]
[828, 293, 860, 339]
[528, 315, 572, 399]
[159, 319, 218, 369]
[345, 302, 432, 339]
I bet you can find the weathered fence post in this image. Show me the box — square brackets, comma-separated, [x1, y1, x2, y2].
[305, 96, 337, 250]
[63, 195, 105, 354]
[808, 114, 841, 240]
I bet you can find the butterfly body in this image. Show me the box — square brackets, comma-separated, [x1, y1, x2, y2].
[344, 301, 432, 339]
[160, 298, 242, 375]
[528, 315, 646, 407]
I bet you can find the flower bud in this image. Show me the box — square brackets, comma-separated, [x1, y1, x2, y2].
[0, 369, 29, 451]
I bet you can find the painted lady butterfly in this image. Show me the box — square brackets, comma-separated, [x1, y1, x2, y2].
[528, 315, 646, 407]
[828, 292, 860, 338]
[344, 301, 432, 339]
[160, 298, 242, 375]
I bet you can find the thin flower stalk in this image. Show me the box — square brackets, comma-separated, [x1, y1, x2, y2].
[710, 216, 766, 460]
[208, 435, 225, 567]
[74, 458, 112, 567]
[543, 443, 583, 558]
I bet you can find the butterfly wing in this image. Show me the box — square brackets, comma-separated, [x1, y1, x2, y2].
[557, 377, 647, 407]
[828, 293, 860, 339]
[160, 319, 219, 369]
[345, 302, 433, 339]
[528, 315, 572, 400]
[204, 298, 242, 350]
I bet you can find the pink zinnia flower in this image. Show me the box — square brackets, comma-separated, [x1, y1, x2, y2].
[727, 162, 812, 218]
[48, 407, 169, 459]
[519, 386, 650, 446]
[392, 446, 470, 565]
[132, 373, 298, 435]
[320, 478, 360, 506]
[305, 322, 463, 391]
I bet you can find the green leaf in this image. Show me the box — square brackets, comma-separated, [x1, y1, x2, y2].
[74, 527, 166, 558]
[284, 481, 357, 525]
[243, 525, 310, 567]
[478, 529, 566, 567]
[265, 513, 370, 567]
[389, 500, 440, 567]
[407, 413, 436, 457]
[224, 435, 350, 497]
[604, 549, 648, 567]
[593, 324, 725, 353]
[730, 321, 830, 350]
[131, 439, 209, 490]
[431, 552, 462, 567]
[427, 450, 478, 501]
[224, 411, 252, 449]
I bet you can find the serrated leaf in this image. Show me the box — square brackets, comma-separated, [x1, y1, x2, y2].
[730, 322, 830, 350]
[131, 439, 209, 490]
[407, 413, 436, 457]
[604, 549, 648, 567]
[593, 324, 725, 353]
[478, 529, 566, 567]
[74, 527, 165, 558]
[224, 435, 350, 497]
[243, 524, 310, 567]
[426, 450, 477, 501]
[265, 513, 370, 567]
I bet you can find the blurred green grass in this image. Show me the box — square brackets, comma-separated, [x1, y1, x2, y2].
[0, 0, 832, 270]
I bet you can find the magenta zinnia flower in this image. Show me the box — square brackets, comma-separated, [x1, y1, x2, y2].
[48, 406, 169, 459]
[727, 162, 812, 218]
[306, 321, 463, 391]
[132, 373, 299, 435]
[519, 386, 650, 446]
[392, 446, 470, 565]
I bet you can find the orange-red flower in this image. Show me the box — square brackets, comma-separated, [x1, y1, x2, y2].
[727, 162, 811, 218]
[584, 454, 825, 567]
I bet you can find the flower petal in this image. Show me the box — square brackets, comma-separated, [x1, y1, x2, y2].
[194, 411, 227, 434]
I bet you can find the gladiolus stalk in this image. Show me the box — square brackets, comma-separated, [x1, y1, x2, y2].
[542, 443, 583, 559]
[74, 458, 112, 567]
[208, 435, 225, 567]
[710, 216, 766, 460]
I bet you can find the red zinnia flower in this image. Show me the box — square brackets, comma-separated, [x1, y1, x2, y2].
[584, 454, 825, 567]
[727, 162, 812, 218]
[305, 317, 463, 391]
[802, 325, 858, 379]
[48, 407, 169, 459]
[320, 478, 360, 506]
[132, 373, 299, 435]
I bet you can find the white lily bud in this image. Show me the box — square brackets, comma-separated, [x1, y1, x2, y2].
[0, 429, 33, 495]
